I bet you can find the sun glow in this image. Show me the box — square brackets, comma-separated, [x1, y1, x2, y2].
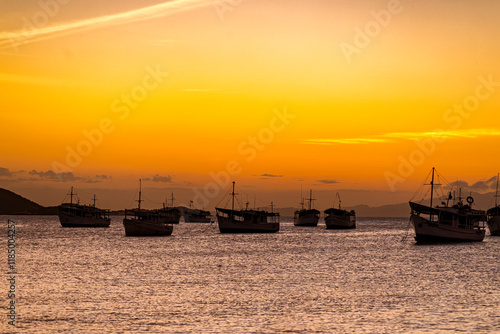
[1, 0, 500, 207]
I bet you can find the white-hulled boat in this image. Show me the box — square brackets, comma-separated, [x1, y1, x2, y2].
[293, 190, 320, 227]
[409, 168, 486, 243]
[216, 182, 279, 233]
[487, 173, 500, 236]
[324, 193, 356, 229]
[123, 180, 174, 236]
[58, 187, 110, 227]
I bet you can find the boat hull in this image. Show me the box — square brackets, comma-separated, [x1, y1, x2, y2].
[325, 216, 356, 229]
[217, 216, 279, 233]
[293, 215, 319, 227]
[183, 214, 211, 223]
[58, 212, 110, 227]
[411, 214, 485, 243]
[185, 217, 211, 223]
[487, 215, 500, 236]
[123, 218, 173, 236]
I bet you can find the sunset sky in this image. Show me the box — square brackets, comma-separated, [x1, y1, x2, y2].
[1, 0, 499, 209]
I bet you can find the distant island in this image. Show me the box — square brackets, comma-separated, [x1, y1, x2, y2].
[0, 188, 126, 216]
[0, 188, 58, 215]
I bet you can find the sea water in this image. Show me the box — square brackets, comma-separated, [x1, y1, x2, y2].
[1, 216, 499, 333]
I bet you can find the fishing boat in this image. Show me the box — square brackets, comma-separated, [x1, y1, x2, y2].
[215, 182, 280, 233]
[123, 180, 174, 236]
[58, 187, 111, 227]
[409, 168, 486, 243]
[487, 173, 500, 236]
[324, 193, 356, 229]
[159, 192, 182, 224]
[293, 190, 320, 226]
[180, 201, 212, 223]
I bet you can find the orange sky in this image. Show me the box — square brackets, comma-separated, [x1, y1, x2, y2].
[1, 0, 499, 209]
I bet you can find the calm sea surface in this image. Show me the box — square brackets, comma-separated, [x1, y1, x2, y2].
[2, 216, 500, 333]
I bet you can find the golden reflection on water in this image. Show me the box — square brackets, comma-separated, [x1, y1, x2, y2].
[6, 216, 500, 333]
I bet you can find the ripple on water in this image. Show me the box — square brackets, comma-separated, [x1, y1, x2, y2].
[3, 215, 499, 333]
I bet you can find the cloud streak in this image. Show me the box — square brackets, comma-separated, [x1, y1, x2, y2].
[0, 167, 111, 183]
[143, 174, 173, 183]
[318, 179, 339, 184]
[304, 129, 500, 145]
[0, 167, 13, 176]
[0, 72, 91, 87]
[450, 176, 498, 192]
[259, 174, 284, 178]
[0, 0, 213, 49]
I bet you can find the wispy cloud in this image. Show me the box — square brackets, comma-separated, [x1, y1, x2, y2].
[450, 176, 498, 192]
[0, 167, 111, 183]
[306, 138, 391, 145]
[259, 174, 284, 178]
[304, 129, 500, 145]
[0, 0, 213, 49]
[0, 72, 88, 87]
[143, 174, 173, 183]
[318, 179, 339, 184]
[0, 167, 13, 176]
[384, 129, 500, 140]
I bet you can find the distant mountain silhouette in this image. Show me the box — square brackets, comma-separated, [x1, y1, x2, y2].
[273, 190, 496, 218]
[0, 188, 58, 215]
[346, 203, 409, 217]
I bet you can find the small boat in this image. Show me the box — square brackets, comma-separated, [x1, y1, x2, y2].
[324, 193, 356, 229]
[409, 168, 486, 243]
[58, 187, 111, 227]
[486, 173, 500, 236]
[159, 193, 182, 224]
[123, 180, 174, 236]
[180, 201, 212, 223]
[293, 190, 320, 226]
[215, 182, 280, 233]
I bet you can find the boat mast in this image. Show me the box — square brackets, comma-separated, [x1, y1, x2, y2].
[170, 192, 175, 207]
[495, 173, 499, 207]
[300, 186, 304, 210]
[430, 167, 435, 208]
[270, 201, 274, 213]
[93, 194, 96, 208]
[336, 192, 341, 210]
[70, 186, 74, 205]
[137, 179, 142, 211]
[231, 181, 235, 219]
[309, 190, 313, 210]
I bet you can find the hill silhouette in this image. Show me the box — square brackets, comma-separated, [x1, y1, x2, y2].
[0, 188, 58, 215]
